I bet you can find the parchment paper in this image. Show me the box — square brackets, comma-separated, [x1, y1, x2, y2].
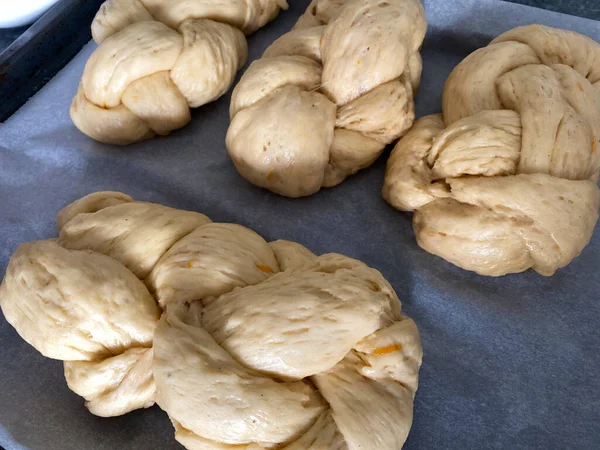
[1, 1, 599, 449]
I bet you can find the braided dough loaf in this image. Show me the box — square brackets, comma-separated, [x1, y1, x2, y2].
[0, 192, 422, 449]
[70, 0, 288, 145]
[226, 0, 427, 197]
[383, 25, 600, 276]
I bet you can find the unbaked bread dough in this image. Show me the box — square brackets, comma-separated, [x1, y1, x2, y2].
[226, 0, 427, 197]
[0, 239, 160, 416]
[153, 254, 422, 449]
[383, 25, 600, 276]
[70, 0, 288, 145]
[0, 191, 422, 449]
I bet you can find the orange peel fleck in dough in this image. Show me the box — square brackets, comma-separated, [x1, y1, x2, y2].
[373, 344, 403, 355]
[256, 263, 274, 273]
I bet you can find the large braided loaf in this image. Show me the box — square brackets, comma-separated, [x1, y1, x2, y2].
[226, 0, 427, 197]
[70, 0, 288, 145]
[0, 192, 422, 449]
[383, 25, 600, 276]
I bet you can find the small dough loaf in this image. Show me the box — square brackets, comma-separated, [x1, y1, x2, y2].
[226, 0, 427, 197]
[383, 25, 600, 276]
[0, 239, 160, 416]
[71, 0, 288, 145]
[153, 254, 422, 449]
[1, 191, 423, 449]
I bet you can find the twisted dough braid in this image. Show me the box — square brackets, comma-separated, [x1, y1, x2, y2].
[383, 25, 600, 276]
[0, 192, 422, 450]
[70, 0, 288, 145]
[154, 255, 422, 450]
[226, 0, 427, 197]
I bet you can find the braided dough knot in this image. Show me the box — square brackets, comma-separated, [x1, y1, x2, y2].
[383, 25, 600, 276]
[154, 254, 422, 450]
[70, 0, 288, 145]
[226, 0, 427, 197]
[0, 192, 422, 450]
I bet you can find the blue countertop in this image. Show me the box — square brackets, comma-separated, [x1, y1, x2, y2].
[508, 0, 600, 19]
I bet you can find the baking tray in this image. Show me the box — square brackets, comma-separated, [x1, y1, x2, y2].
[0, 0, 104, 122]
[1, 0, 599, 449]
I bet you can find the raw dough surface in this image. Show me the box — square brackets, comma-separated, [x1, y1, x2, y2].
[227, 0, 427, 197]
[71, 0, 288, 144]
[1, 192, 422, 450]
[383, 25, 600, 276]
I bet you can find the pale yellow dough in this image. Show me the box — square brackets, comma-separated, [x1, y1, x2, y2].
[0, 238, 160, 417]
[154, 255, 422, 449]
[1, 191, 422, 450]
[0, 240, 159, 362]
[227, 0, 427, 197]
[71, 0, 288, 144]
[383, 25, 600, 276]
